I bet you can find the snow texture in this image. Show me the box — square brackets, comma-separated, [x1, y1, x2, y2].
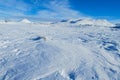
[0, 19, 120, 80]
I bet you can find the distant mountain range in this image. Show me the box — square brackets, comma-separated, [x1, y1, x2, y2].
[1, 18, 120, 28]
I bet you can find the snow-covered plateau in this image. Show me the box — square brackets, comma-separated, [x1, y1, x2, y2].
[0, 19, 120, 80]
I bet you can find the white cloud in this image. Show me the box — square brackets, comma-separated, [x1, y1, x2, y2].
[0, 0, 87, 20]
[0, 0, 30, 18]
[0, 0, 29, 11]
[37, 0, 86, 20]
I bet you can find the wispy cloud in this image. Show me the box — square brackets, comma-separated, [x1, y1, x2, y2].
[0, 0, 86, 20]
[0, 0, 29, 11]
[36, 0, 87, 20]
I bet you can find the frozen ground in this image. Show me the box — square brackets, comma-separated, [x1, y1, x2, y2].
[0, 19, 120, 80]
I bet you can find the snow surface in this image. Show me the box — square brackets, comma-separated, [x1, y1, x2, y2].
[0, 20, 120, 80]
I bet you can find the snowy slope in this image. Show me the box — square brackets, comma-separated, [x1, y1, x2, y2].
[0, 20, 120, 80]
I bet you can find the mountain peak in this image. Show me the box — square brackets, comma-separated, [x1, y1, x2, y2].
[20, 19, 31, 23]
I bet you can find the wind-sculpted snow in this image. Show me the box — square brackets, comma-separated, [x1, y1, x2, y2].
[0, 22, 120, 80]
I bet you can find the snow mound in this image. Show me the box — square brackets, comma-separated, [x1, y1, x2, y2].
[20, 19, 31, 23]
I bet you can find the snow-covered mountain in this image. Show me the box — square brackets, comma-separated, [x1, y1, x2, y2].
[0, 20, 6, 24]
[113, 23, 120, 29]
[0, 19, 120, 80]
[0, 20, 17, 24]
[61, 18, 115, 27]
[20, 19, 31, 23]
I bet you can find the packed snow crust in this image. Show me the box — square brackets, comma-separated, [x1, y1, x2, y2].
[0, 19, 120, 80]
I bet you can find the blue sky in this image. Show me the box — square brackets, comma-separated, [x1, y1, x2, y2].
[70, 0, 120, 19]
[0, 0, 120, 21]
